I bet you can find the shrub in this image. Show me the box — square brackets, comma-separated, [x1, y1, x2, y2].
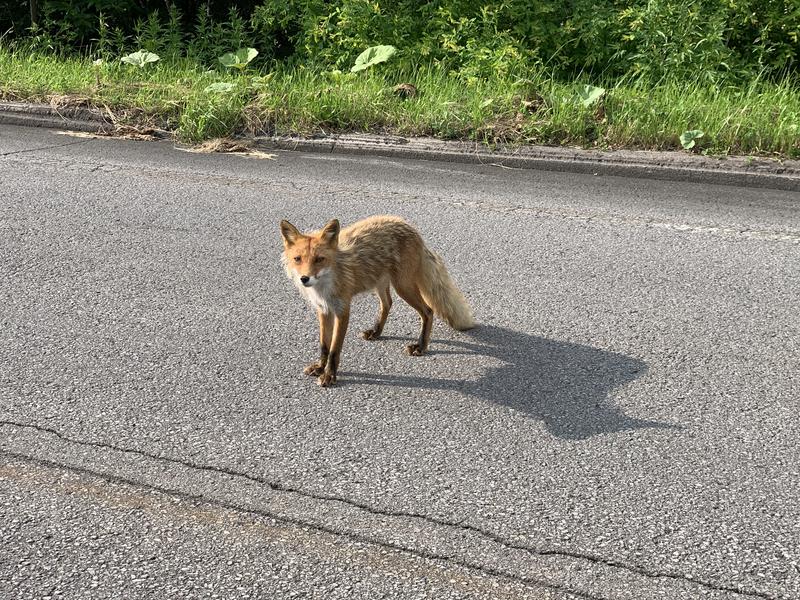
[1, 0, 797, 81]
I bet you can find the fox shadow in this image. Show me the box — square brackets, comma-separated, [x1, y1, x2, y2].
[343, 324, 675, 440]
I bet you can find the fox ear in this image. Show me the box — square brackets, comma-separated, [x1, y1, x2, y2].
[320, 219, 340, 245]
[280, 220, 301, 245]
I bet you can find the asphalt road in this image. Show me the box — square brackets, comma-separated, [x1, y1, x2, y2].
[1, 124, 798, 600]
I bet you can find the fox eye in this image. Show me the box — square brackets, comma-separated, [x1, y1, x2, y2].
[293, 256, 301, 263]
[314, 256, 324, 263]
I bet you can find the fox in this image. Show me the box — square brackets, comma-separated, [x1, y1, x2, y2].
[280, 216, 475, 387]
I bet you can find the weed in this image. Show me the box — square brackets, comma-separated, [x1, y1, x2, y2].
[351, 45, 397, 73]
[680, 130, 705, 150]
[120, 50, 160, 69]
[219, 48, 259, 72]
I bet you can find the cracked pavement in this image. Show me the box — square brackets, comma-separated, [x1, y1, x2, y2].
[1, 124, 799, 599]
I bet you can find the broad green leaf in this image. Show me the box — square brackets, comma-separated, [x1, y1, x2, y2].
[204, 82, 235, 93]
[249, 73, 275, 90]
[219, 48, 258, 70]
[121, 50, 160, 68]
[680, 129, 705, 149]
[350, 45, 397, 73]
[577, 84, 605, 107]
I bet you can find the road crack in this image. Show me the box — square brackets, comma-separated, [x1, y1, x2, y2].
[0, 137, 94, 157]
[2, 446, 601, 600]
[0, 419, 782, 600]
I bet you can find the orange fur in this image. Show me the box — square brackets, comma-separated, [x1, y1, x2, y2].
[281, 215, 474, 387]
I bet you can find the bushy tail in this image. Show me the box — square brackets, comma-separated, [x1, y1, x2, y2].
[418, 248, 475, 330]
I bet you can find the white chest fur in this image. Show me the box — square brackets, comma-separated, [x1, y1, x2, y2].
[289, 268, 340, 315]
[299, 282, 336, 314]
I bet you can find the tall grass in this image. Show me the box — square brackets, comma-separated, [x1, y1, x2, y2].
[604, 76, 800, 153]
[1, 47, 798, 156]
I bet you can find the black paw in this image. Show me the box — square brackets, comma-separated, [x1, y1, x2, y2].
[304, 363, 324, 376]
[317, 372, 336, 387]
[405, 343, 426, 356]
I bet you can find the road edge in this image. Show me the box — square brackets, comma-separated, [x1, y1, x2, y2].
[2, 101, 799, 192]
[255, 134, 800, 192]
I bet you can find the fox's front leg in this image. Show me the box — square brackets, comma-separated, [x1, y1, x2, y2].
[304, 310, 333, 377]
[318, 308, 350, 387]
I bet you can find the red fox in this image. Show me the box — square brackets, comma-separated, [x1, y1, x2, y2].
[280, 216, 474, 387]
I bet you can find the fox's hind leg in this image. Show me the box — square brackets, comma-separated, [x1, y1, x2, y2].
[361, 283, 392, 341]
[393, 281, 433, 356]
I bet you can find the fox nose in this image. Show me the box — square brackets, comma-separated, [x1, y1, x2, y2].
[300, 276, 310, 285]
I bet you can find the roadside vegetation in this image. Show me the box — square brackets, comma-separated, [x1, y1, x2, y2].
[1, 1, 798, 157]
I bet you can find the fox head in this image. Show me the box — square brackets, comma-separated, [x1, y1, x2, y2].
[280, 219, 340, 288]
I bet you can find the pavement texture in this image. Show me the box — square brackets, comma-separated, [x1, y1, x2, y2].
[1, 124, 799, 599]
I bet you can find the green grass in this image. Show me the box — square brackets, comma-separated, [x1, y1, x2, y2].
[1, 47, 798, 157]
